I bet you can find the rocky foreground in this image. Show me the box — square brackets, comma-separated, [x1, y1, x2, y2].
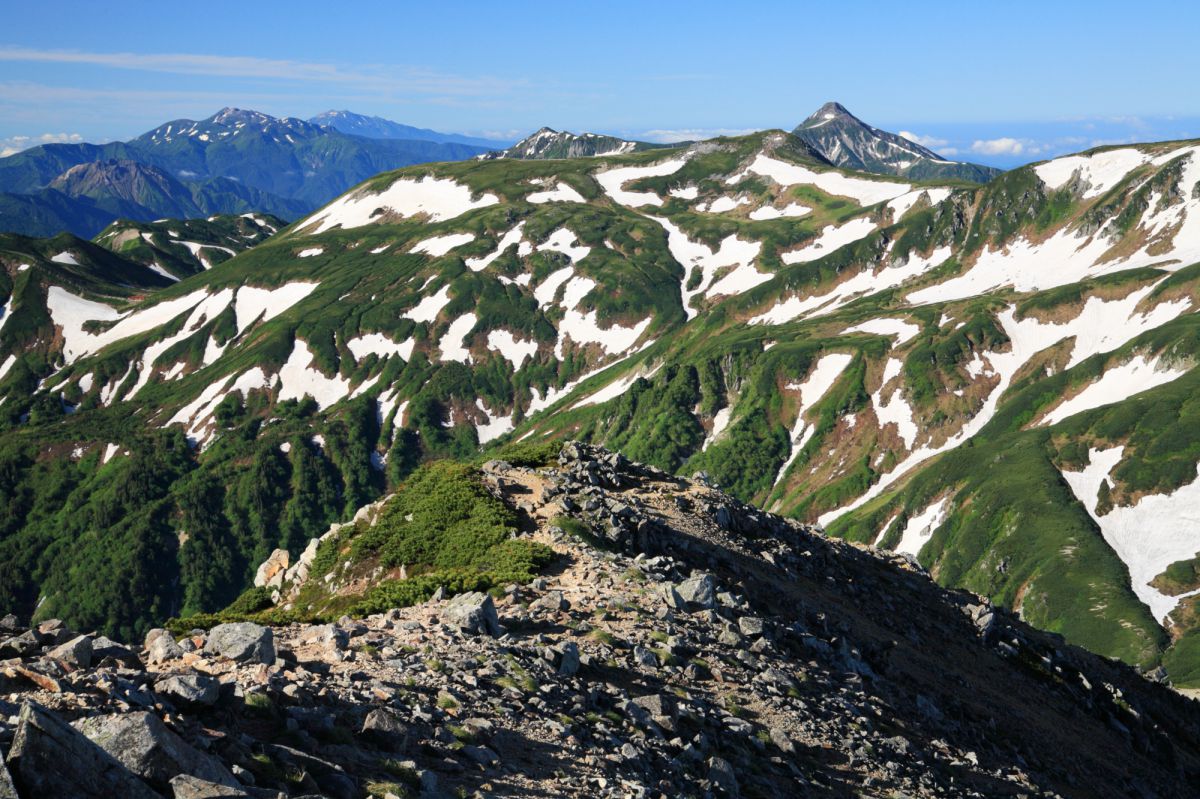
[0, 443, 1198, 797]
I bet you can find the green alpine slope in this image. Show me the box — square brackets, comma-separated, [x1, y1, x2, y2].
[4, 126, 1200, 693]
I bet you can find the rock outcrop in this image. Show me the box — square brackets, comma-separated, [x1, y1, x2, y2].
[0, 443, 1197, 796]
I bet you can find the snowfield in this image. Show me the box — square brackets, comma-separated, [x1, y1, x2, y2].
[729, 154, 910, 206]
[895, 497, 951, 557]
[527, 182, 586, 204]
[595, 156, 690, 207]
[411, 232, 475, 257]
[653, 217, 767, 320]
[1061, 447, 1200, 625]
[301, 176, 500, 234]
[1041, 354, 1187, 426]
[781, 218, 877, 264]
[752, 246, 952, 325]
[773, 353, 854, 487]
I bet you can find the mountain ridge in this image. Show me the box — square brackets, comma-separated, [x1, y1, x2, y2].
[310, 109, 510, 149]
[480, 126, 662, 160]
[3, 127, 1200, 693]
[0, 108, 493, 237]
[793, 101, 1002, 182]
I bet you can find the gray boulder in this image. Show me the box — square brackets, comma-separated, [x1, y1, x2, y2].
[46, 634, 93, 668]
[203, 623, 275, 664]
[672, 573, 717, 610]
[74, 710, 240, 792]
[443, 592, 501, 637]
[6, 702, 161, 799]
[557, 642, 580, 676]
[154, 673, 220, 708]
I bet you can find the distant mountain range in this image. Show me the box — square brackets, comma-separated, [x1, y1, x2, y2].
[793, 101, 1002, 182]
[310, 109, 509, 149]
[0, 108, 497, 237]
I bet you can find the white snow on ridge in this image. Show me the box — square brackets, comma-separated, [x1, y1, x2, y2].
[702, 406, 733, 451]
[298, 247, 324, 258]
[1034, 148, 1149, 199]
[47, 287, 202, 363]
[533, 267, 575, 307]
[466, 224, 527, 271]
[0, 355, 15, 383]
[474, 399, 514, 444]
[1040, 355, 1187, 426]
[527, 182, 586, 204]
[439, 313, 477, 363]
[654, 216, 767, 320]
[1060, 446, 1200, 625]
[894, 497, 951, 557]
[538, 228, 591, 263]
[872, 358, 918, 450]
[773, 353, 854, 486]
[751, 246, 952, 325]
[51, 252, 79, 265]
[781, 217, 877, 265]
[730, 154, 911, 206]
[403, 284, 453, 324]
[749, 202, 811, 221]
[233, 283, 319, 334]
[669, 186, 699, 200]
[817, 289, 1189, 527]
[912, 149, 1200, 305]
[302, 175, 500, 234]
[555, 310, 651, 359]
[843, 318, 921, 344]
[277, 340, 352, 409]
[411, 232, 476, 258]
[573, 361, 662, 408]
[347, 333, 415, 363]
[486, 330, 539, 369]
[595, 156, 690, 207]
[887, 188, 951, 221]
[698, 196, 749, 213]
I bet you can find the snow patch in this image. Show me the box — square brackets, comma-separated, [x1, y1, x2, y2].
[1060, 447, 1200, 624]
[730, 154, 910, 205]
[894, 497, 951, 556]
[411, 232, 475, 258]
[595, 156, 689, 207]
[773, 353, 854, 485]
[301, 175, 499, 234]
[486, 329, 538, 369]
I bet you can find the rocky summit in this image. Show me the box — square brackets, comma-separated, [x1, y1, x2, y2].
[0, 443, 1195, 798]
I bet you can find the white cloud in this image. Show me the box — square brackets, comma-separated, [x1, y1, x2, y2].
[0, 131, 84, 157]
[898, 130, 949, 149]
[939, 147, 960, 156]
[0, 46, 520, 98]
[638, 127, 757, 143]
[970, 137, 1026, 156]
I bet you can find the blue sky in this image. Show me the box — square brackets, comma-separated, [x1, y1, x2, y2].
[3, 0, 1199, 167]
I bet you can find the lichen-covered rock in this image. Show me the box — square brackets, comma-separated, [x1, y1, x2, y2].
[74, 711, 240, 792]
[6, 702, 160, 799]
[203, 622, 275, 664]
[443, 592, 501, 637]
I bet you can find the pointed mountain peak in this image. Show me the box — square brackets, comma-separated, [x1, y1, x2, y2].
[800, 101, 863, 129]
